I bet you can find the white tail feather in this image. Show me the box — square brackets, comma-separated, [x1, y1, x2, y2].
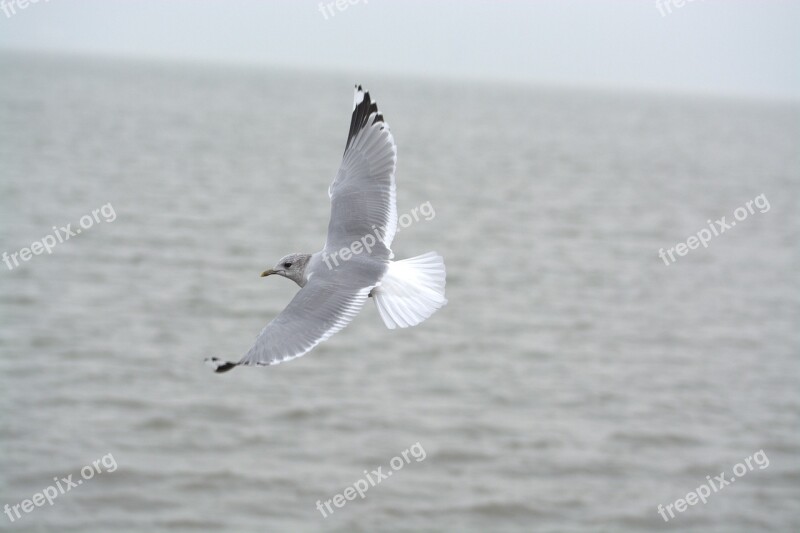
[373, 252, 447, 329]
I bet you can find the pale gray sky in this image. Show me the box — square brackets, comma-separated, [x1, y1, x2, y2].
[1, 0, 798, 100]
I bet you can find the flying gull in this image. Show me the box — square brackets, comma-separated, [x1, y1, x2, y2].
[206, 86, 447, 372]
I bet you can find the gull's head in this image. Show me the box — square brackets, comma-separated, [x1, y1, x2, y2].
[261, 253, 312, 287]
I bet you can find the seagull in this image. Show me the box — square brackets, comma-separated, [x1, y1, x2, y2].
[206, 85, 447, 373]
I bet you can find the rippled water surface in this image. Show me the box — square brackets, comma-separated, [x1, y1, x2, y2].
[1, 53, 798, 532]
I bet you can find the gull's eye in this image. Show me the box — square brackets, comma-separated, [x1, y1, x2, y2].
[283, 262, 292, 268]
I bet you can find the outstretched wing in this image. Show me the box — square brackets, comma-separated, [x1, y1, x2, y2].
[206, 257, 384, 372]
[325, 85, 397, 260]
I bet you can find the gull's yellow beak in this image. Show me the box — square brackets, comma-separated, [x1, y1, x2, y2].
[260, 269, 275, 278]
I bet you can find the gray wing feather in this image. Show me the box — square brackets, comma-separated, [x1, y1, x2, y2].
[325, 86, 397, 259]
[233, 257, 385, 369]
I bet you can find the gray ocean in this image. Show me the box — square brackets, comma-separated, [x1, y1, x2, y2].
[0, 52, 798, 532]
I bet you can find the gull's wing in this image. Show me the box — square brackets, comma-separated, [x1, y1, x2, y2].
[325, 85, 397, 259]
[206, 258, 384, 372]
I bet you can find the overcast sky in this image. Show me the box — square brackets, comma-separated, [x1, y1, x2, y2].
[1, 0, 798, 100]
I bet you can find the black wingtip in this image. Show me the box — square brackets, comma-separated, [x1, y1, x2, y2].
[215, 362, 237, 373]
[205, 357, 238, 373]
[345, 85, 386, 152]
